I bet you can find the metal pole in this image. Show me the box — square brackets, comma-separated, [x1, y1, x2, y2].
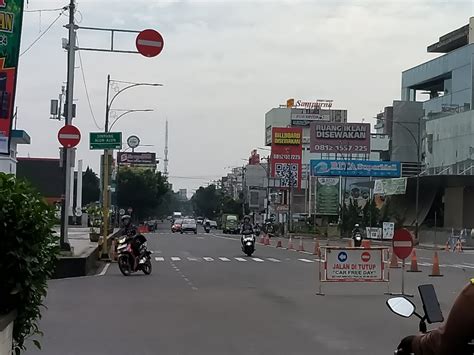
[434, 211, 437, 248]
[288, 166, 292, 233]
[401, 258, 405, 295]
[101, 75, 111, 258]
[415, 119, 421, 242]
[76, 159, 83, 224]
[265, 156, 270, 221]
[60, 0, 76, 251]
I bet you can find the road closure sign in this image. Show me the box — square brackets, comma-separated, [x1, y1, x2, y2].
[325, 247, 384, 282]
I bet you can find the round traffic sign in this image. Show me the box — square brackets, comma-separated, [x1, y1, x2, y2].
[392, 228, 414, 260]
[337, 251, 348, 263]
[58, 124, 81, 148]
[361, 251, 371, 262]
[127, 135, 140, 149]
[119, 208, 125, 216]
[136, 29, 164, 57]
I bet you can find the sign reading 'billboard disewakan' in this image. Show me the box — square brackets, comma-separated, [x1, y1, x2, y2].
[270, 127, 302, 189]
[310, 122, 371, 153]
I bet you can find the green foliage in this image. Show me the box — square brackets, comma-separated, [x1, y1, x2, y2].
[117, 168, 169, 220]
[362, 198, 380, 228]
[86, 204, 103, 231]
[191, 185, 221, 219]
[156, 190, 192, 218]
[82, 167, 100, 206]
[0, 173, 59, 353]
[340, 199, 362, 236]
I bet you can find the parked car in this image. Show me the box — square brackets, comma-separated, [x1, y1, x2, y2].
[196, 217, 204, 225]
[181, 218, 197, 234]
[171, 219, 183, 233]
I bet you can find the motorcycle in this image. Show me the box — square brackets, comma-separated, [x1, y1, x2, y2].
[117, 233, 152, 276]
[241, 234, 256, 256]
[254, 225, 261, 237]
[387, 284, 474, 354]
[204, 224, 211, 233]
[352, 231, 362, 247]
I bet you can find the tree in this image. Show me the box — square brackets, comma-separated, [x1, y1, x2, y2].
[117, 168, 169, 220]
[340, 199, 362, 236]
[156, 190, 193, 218]
[362, 198, 380, 228]
[82, 167, 100, 205]
[191, 184, 222, 219]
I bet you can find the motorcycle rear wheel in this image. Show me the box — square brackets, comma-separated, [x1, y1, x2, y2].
[142, 259, 152, 275]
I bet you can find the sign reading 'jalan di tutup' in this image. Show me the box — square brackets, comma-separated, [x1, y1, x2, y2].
[310, 122, 371, 153]
[0, 0, 25, 155]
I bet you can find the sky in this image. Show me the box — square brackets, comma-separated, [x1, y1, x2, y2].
[15, 0, 473, 194]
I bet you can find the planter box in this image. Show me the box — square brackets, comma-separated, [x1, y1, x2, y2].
[0, 311, 16, 354]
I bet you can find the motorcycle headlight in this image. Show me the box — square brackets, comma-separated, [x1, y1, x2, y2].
[246, 242, 252, 246]
[119, 237, 126, 243]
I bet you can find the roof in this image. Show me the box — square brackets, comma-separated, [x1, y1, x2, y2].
[11, 130, 31, 144]
[427, 23, 469, 53]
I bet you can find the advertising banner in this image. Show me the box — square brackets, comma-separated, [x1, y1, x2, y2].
[271, 127, 302, 189]
[310, 122, 371, 153]
[117, 152, 156, 168]
[383, 222, 395, 240]
[374, 178, 407, 195]
[291, 109, 347, 126]
[325, 247, 384, 282]
[316, 177, 339, 215]
[0, 0, 24, 155]
[311, 159, 401, 178]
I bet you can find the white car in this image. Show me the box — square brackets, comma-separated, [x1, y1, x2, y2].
[181, 219, 197, 234]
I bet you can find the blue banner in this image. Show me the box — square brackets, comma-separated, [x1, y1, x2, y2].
[310, 159, 401, 177]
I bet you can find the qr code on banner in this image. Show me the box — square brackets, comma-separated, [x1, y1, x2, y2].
[275, 163, 298, 187]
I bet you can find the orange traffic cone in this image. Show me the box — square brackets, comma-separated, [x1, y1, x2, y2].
[429, 251, 443, 277]
[407, 250, 421, 272]
[298, 237, 305, 252]
[455, 240, 463, 253]
[287, 237, 294, 250]
[264, 234, 270, 246]
[259, 234, 265, 244]
[348, 239, 353, 247]
[276, 239, 282, 248]
[361, 239, 371, 248]
[389, 250, 400, 268]
[313, 240, 321, 257]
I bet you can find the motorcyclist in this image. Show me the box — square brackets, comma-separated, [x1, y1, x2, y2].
[204, 219, 211, 231]
[352, 223, 362, 236]
[240, 215, 254, 245]
[397, 280, 474, 355]
[120, 215, 145, 261]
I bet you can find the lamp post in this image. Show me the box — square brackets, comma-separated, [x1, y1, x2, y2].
[101, 75, 161, 258]
[383, 117, 422, 241]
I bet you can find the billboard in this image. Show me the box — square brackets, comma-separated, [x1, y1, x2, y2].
[0, 0, 25, 155]
[271, 127, 302, 189]
[309, 122, 371, 153]
[316, 177, 339, 215]
[373, 177, 407, 195]
[310, 159, 401, 178]
[117, 152, 156, 168]
[291, 109, 347, 126]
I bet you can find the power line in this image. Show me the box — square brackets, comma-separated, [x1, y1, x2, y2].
[19, 9, 65, 57]
[76, 36, 102, 130]
[24, 6, 68, 13]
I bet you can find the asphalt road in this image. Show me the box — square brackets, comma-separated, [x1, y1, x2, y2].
[26, 224, 473, 355]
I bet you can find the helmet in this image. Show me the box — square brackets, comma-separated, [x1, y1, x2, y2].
[243, 215, 251, 222]
[354, 223, 360, 228]
[121, 215, 131, 221]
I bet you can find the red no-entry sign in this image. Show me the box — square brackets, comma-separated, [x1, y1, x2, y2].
[136, 29, 164, 57]
[392, 228, 414, 260]
[58, 124, 81, 148]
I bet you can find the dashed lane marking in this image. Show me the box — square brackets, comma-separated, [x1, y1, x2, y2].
[235, 257, 247, 262]
[267, 258, 281, 262]
[219, 257, 231, 262]
[298, 258, 314, 263]
[203, 257, 214, 261]
[252, 257, 264, 262]
[155, 257, 165, 262]
[171, 257, 181, 261]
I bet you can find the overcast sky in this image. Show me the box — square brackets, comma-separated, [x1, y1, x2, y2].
[15, 0, 473, 193]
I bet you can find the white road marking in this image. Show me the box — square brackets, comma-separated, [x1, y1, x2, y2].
[171, 257, 181, 261]
[187, 257, 198, 261]
[219, 257, 231, 261]
[99, 263, 110, 276]
[463, 262, 474, 266]
[155, 257, 165, 262]
[235, 257, 247, 262]
[203, 257, 214, 261]
[252, 258, 264, 262]
[298, 258, 314, 263]
[267, 258, 281, 262]
[197, 237, 205, 239]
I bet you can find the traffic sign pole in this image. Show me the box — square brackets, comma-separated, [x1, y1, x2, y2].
[390, 228, 415, 297]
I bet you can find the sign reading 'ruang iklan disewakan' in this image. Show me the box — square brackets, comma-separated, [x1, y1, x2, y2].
[0, 0, 24, 155]
[310, 122, 371, 154]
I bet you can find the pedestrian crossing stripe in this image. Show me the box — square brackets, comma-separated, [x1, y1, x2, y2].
[153, 256, 317, 263]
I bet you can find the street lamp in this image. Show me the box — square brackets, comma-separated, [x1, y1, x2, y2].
[381, 117, 422, 241]
[109, 109, 154, 131]
[101, 75, 162, 258]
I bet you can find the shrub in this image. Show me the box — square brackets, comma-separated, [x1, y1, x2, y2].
[0, 173, 59, 353]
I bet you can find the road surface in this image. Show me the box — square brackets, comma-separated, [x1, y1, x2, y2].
[26, 224, 473, 355]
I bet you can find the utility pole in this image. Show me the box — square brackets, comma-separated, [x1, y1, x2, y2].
[59, 0, 76, 251]
[101, 74, 111, 258]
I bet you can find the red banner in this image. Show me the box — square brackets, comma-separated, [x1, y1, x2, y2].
[271, 127, 302, 189]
